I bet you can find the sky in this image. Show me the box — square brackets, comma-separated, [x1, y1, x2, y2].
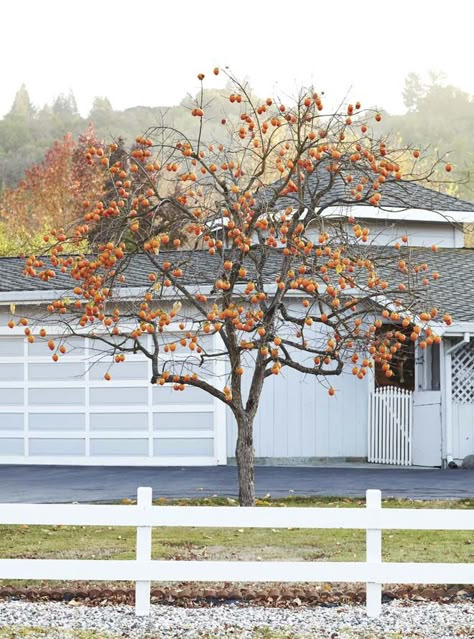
[1, 0, 472, 118]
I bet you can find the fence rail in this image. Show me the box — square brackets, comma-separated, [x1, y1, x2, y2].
[0, 488, 473, 618]
[368, 386, 413, 465]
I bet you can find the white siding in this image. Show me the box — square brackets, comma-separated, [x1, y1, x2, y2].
[226, 365, 369, 461]
[305, 220, 463, 248]
[356, 221, 463, 248]
[225, 300, 370, 462]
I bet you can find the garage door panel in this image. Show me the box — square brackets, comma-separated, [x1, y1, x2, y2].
[90, 412, 148, 431]
[0, 438, 24, 455]
[152, 385, 212, 405]
[154, 438, 214, 456]
[29, 413, 85, 430]
[29, 362, 85, 381]
[91, 335, 146, 352]
[29, 438, 85, 456]
[0, 338, 23, 357]
[0, 389, 23, 405]
[153, 411, 213, 430]
[29, 388, 85, 406]
[0, 364, 23, 381]
[0, 414, 23, 430]
[63, 337, 87, 357]
[28, 337, 86, 358]
[90, 387, 147, 406]
[162, 360, 214, 378]
[90, 438, 148, 456]
[89, 361, 148, 381]
[158, 334, 215, 354]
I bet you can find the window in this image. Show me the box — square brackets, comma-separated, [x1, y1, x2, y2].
[421, 341, 440, 391]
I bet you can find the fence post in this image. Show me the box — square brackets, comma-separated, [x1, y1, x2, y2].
[135, 487, 153, 616]
[366, 489, 382, 618]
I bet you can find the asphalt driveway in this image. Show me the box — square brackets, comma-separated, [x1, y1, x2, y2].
[0, 464, 472, 503]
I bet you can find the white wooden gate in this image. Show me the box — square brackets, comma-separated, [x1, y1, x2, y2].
[368, 387, 413, 465]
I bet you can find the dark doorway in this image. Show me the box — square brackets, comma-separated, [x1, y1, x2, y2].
[374, 324, 415, 391]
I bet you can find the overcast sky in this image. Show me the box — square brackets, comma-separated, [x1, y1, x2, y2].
[2, 0, 472, 118]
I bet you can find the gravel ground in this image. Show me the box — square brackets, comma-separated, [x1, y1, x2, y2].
[0, 601, 473, 638]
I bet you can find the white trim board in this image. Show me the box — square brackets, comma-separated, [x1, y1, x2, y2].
[320, 206, 474, 224]
[0, 456, 219, 466]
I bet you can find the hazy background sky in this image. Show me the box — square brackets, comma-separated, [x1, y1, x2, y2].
[1, 0, 471, 117]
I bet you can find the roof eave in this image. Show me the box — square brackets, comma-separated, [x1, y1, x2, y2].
[320, 205, 474, 224]
[442, 322, 474, 336]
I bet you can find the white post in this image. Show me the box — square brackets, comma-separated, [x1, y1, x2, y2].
[135, 487, 153, 616]
[366, 489, 382, 618]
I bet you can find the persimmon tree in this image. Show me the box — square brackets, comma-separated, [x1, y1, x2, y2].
[13, 70, 453, 505]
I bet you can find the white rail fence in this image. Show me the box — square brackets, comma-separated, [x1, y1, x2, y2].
[368, 387, 413, 465]
[0, 488, 473, 618]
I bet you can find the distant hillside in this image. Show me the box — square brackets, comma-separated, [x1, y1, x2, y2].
[0, 86, 245, 189]
[1, 75, 473, 204]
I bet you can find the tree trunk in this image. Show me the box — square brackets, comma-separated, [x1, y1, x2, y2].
[235, 414, 255, 506]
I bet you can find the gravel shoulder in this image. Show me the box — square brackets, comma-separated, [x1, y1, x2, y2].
[0, 601, 473, 639]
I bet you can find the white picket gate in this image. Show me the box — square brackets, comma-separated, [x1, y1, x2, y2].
[368, 386, 413, 465]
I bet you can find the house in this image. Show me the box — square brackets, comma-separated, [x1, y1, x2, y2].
[1, 175, 474, 469]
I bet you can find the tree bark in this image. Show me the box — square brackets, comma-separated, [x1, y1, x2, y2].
[235, 414, 255, 507]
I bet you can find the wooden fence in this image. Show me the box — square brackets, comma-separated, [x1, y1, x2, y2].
[0, 488, 473, 618]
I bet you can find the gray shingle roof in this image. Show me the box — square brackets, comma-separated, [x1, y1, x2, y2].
[261, 166, 474, 213]
[1, 247, 474, 322]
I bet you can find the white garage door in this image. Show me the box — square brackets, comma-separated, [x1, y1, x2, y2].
[0, 332, 226, 466]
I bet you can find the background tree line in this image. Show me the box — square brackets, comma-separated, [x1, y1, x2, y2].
[0, 84, 241, 190]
